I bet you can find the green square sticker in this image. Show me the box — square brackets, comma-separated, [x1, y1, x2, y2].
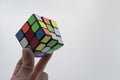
[31, 22, 40, 32]
[47, 25, 54, 32]
[28, 15, 36, 25]
[47, 48, 55, 54]
[47, 40, 57, 47]
[53, 44, 63, 50]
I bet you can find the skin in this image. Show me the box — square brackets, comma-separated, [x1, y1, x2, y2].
[11, 48, 52, 80]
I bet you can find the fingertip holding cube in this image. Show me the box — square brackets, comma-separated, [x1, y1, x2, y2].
[16, 14, 64, 57]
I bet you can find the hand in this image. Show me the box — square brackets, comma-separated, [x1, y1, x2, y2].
[11, 48, 52, 80]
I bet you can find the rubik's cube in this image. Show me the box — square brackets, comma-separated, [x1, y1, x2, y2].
[16, 14, 64, 57]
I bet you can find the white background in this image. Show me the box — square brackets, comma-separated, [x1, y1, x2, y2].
[0, 0, 120, 80]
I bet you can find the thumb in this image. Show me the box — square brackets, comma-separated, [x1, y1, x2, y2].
[17, 48, 34, 79]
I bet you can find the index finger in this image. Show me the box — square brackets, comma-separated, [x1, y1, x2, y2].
[30, 54, 52, 80]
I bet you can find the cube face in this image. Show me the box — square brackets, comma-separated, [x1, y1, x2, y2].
[16, 14, 64, 57]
